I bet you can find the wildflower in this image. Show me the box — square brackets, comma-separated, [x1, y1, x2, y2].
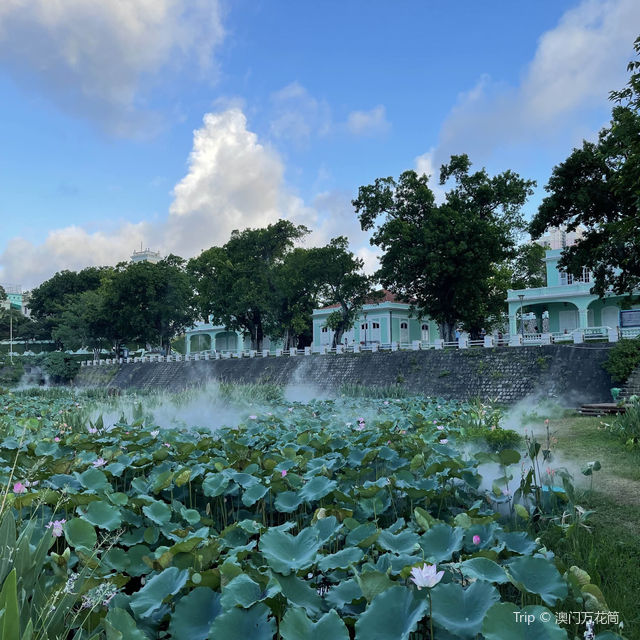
[436, 425, 444, 431]
[345, 422, 352, 427]
[13, 482, 26, 494]
[281, 470, 287, 477]
[356, 425, 365, 431]
[46, 519, 66, 537]
[544, 419, 549, 425]
[150, 430, 159, 438]
[288, 408, 293, 412]
[249, 415, 257, 420]
[24, 480, 39, 487]
[472, 535, 481, 545]
[164, 443, 170, 448]
[54, 437, 60, 442]
[410, 563, 444, 590]
[400, 430, 406, 435]
[387, 440, 391, 445]
[383, 401, 389, 405]
[88, 427, 98, 434]
[357, 417, 365, 423]
[433, 420, 437, 424]
[439, 439, 449, 444]
[92, 458, 106, 468]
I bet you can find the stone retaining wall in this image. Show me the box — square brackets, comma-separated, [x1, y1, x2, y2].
[75, 344, 615, 405]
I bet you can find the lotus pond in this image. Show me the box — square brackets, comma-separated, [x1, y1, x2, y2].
[0, 387, 625, 639]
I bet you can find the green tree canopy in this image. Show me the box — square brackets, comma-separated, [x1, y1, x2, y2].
[353, 155, 534, 340]
[188, 220, 308, 350]
[314, 237, 376, 347]
[529, 36, 640, 299]
[101, 256, 195, 354]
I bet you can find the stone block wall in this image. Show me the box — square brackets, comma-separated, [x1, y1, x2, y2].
[75, 344, 615, 405]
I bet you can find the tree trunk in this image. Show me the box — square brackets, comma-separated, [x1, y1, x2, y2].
[439, 321, 456, 343]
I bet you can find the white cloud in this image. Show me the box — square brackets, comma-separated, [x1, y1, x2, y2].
[346, 105, 390, 137]
[0, 222, 150, 288]
[0, 107, 337, 287]
[0, 0, 225, 135]
[269, 82, 331, 146]
[418, 0, 640, 173]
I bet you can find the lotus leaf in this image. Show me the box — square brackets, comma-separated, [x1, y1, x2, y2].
[63, 518, 97, 550]
[82, 500, 123, 530]
[317, 546, 364, 571]
[104, 607, 148, 640]
[354, 585, 428, 640]
[129, 566, 188, 618]
[506, 556, 568, 605]
[274, 574, 322, 615]
[418, 524, 464, 562]
[482, 602, 567, 639]
[281, 606, 350, 640]
[260, 527, 321, 575]
[142, 501, 172, 525]
[377, 529, 420, 555]
[208, 602, 276, 640]
[431, 581, 500, 639]
[460, 558, 509, 584]
[168, 588, 221, 640]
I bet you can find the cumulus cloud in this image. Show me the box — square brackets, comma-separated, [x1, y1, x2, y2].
[346, 105, 390, 137]
[269, 82, 331, 146]
[1, 108, 373, 287]
[417, 0, 640, 176]
[0, 222, 150, 287]
[0, 0, 225, 135]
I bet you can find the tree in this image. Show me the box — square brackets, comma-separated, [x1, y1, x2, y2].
[314, 237, 377, 348]
[353, 156, 534, 341]
[51, 290, 112, 359]
[510, 242, 547, 290]
[188, 220, 308, 350]
[28, 267, 111, 343]
[0, 285, 6, 304]
[102, 256, 195, 354]
[269, 247, 327, 349]
[529, 35, 640, 299]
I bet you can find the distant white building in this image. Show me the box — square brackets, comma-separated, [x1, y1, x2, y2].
[131, 247, 161, 263]
[535, 225, 585, 250]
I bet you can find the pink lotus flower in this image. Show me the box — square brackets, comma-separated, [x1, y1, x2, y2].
[13, 482, 26, 494]
[281, 470, 287, 477]
[410, 563, 444, 590]
[473, 535, 481, 545]
[92, 458, 107, 468]
[46, 519, 66, 537]
[164, 443, 171, 448]
[54, 437, 60, 442]
[439, 439, 448, 444]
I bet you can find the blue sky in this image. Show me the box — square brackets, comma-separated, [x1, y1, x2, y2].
[0, 0, 638, 288]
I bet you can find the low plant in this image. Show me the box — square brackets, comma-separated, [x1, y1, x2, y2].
[603, 336, 640, 383]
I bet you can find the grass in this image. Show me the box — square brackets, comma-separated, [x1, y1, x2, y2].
[538, 412, 640, 638]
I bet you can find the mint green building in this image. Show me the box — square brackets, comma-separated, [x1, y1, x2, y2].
[507, 248, 640, 337]
[312, 292, 438, 348]
[184, 317, 281, 355]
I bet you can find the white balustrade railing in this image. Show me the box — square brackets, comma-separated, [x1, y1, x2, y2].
[79, 324, 640, 368]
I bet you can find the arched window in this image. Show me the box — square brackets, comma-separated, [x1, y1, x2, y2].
[400, 322, 408, 329]
[421, 323, 429, 331]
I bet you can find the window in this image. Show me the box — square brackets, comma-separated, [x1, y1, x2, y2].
[560, 268, 591, 285]
[421, 323, 429, 330]
[361, 323, 368, 330]
[400, 322, 408, 329]
[321, 327, 328, 333]
[372, 322, 380, 329]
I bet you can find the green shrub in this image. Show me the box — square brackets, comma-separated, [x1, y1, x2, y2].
[484, 427, 522, 451]
[606, 396, 640, 447]
[42, 352, 80, 383]
[603, 337, 640, 383]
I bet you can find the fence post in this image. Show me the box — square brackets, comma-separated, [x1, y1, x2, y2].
[275, 348, 282, 357]
[540, 333, 551, 345]
[304, 346, 311, 356]
[483, 335, 494, 348]
[509, 335, 522, 347]
[572, 329, 584, 344]
[434, 339, 444, 350]
[458, 335, 469, 349]
[262, 349, 269, 358]
[608, 328, 619, 343]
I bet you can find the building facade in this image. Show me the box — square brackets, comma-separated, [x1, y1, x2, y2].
[184, 317, 280, 355]
[507, 248, 640, 337]
[312, 292, 438, 349]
